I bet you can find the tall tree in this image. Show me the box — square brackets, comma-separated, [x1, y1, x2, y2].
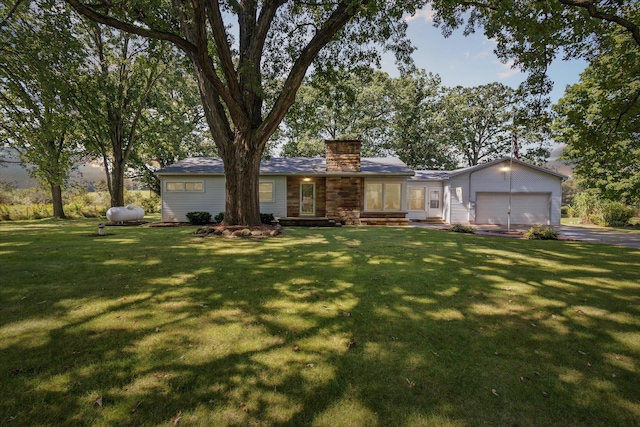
[279, 69, 394, 157]
[0, 1, 83, 218]
[554, 30, 640, 204]
[436, 82, 552, 167]
[128, 69, 214, 195]
[386, 70, 455, 170]
[76, 23, 178, 207]
[65, 0, 426, 225]
[439, 83, 516, 166]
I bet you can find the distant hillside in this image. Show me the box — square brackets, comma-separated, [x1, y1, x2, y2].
[1, 148, 107, 188]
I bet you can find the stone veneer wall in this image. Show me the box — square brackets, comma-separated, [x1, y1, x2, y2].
[325, 140, 361, 172]
[286, 177, 326, 217]
[326, 177, 363, 225]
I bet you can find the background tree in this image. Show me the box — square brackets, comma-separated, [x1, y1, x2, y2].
[66, 0, 426, 225]
[76, 23, 180, 207]
[438, 83, 516, 166]
[279, 69, 393, 157]
[554, 30, 640, 204]
[386, 70, 456, 169]
[128, 69, 214, 195]
[0, 1, 84, 218]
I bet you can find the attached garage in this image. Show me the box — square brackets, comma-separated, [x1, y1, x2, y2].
[476, 193, 550, 225]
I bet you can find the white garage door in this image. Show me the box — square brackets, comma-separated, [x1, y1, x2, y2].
[476, 193, 550, 225]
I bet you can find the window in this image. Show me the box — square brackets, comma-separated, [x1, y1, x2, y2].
[408, 187, 425, 210]
[430, 190, 440, 209]
[185, 182, 203, 191]
[365, 183, 383, 210]
[259, 181, 274, 202]
[165, 181, 204, 192]
[166, 182, 184, 192]
[384, 184, 401, 210]
[365, 182, 403, 212]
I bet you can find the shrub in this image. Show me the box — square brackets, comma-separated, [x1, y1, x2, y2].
[214, 212, 224, 223]
[450, 224, 475, 234]
[186, 211, 212, 225]
[260, 213, 275, 224]
[139, 193, 160, 214]
[594, 202, 636, 226]
[524, 226, 559, 240]
[573, 190, 635, 226]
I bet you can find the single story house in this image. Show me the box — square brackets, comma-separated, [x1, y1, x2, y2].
[156, 140, 565, 226]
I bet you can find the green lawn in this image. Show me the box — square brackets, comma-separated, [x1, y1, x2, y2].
[1, 219, 639, 426]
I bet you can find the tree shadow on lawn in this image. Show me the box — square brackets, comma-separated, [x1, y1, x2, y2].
[1, 224, 639, 426]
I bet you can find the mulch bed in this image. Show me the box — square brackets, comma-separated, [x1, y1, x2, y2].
[194, 224, 283, 238]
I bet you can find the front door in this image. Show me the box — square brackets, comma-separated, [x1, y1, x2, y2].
[428, 189, 441, 217]
[300, 182, 316, 216]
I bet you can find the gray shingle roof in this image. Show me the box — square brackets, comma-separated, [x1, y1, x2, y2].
[409, 170, 452, 180]
[156, 157, 414, 176]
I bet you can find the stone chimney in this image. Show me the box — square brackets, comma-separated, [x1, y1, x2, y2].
[325, 140, 361, 172]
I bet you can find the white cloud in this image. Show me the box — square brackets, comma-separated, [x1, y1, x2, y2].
[497, 60, 521, 79]
[406, 5, 435, 23]
[474, 50, 490, 59]
[464, 51, 470, 57]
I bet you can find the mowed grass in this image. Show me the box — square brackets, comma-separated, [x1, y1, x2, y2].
[1, 219, 639, 427]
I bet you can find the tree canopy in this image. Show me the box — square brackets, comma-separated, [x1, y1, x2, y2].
[0, 1, 85, 218]
[554, 29, 640, 204]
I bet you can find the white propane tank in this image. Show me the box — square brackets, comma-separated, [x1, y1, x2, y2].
[106, 205, 145, 222]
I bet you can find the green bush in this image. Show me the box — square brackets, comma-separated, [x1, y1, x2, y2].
[186, 211, 212, 225]
[450, 224, 475, 234]
[214, 212, 225, 223]
[593, 202, 636, 226]
[524, 226, 559, 240]
[139, 193, 160, 214]
[260, 213, 275, 224]
[573, 190, 636, 226]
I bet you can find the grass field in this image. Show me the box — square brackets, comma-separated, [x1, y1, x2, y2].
[1, 219, 639, 426]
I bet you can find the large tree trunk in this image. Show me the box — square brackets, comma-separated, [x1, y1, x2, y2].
[220, 134, 263, 226]
[109, 160, 126, 207]
[50, 183, 66, 219]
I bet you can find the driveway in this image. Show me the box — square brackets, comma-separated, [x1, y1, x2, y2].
[557, 226, 640, 249]
[409, 221, 640, 249]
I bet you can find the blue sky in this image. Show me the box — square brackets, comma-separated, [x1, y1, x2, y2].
[381, 7, 587, 104]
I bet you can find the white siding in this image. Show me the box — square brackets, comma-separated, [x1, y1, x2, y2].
[448, 177, 471, 224]
[161, 176, 225, 222]
[462, 161, 563, 225]
[259, 176, 287, 218]
[161, 175, 287, 222]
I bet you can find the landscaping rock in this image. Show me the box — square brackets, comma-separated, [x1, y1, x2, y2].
[222, 229, 232, 237]
[251, 230, 263, 237]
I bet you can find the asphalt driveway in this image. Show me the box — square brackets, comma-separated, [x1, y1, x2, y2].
[557, 225, 640, 249]
[410, 221, 640, 249]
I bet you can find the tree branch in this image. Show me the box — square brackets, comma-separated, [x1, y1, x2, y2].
[558, 0, 640, 47]
[0, 0, 26, 29]
[65, 0, 197, 54]
[205, 0, 241, 100]
[258, 0, 364, 144]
